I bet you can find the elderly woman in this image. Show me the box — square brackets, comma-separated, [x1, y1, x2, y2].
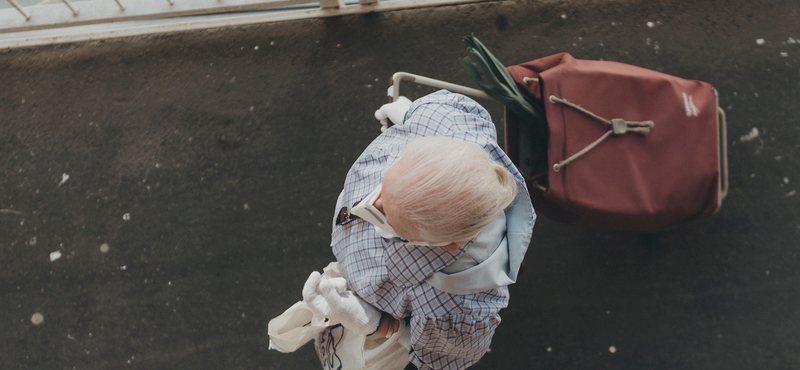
[306, 90, 536, 370]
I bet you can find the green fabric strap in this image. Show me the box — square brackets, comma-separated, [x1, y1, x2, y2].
[458, 35, 548, 139]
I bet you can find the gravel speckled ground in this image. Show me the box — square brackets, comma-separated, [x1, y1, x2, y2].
[1, 0, 799, 368]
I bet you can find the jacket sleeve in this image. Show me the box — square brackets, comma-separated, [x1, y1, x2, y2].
[405, 285, 509, 370]
[402, 90, 499, 148]
[407, 311, 501, 370]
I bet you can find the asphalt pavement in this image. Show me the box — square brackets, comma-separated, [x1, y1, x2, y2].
[1, 0, 799, 369]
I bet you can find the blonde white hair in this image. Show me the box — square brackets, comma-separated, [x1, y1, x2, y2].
[387, 136, 518, 245]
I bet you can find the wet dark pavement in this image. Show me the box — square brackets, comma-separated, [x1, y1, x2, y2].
[1, 0, 799, 369]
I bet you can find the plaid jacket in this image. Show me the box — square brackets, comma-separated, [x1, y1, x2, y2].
[331, 90, 535, 370]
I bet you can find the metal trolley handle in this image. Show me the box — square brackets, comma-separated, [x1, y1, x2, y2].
[717, 106, 729, 208]
[387, 72, 493, 102]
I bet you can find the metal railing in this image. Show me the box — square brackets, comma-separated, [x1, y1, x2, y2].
[2, 0, 367, 34]
[0, 0, 488, 49]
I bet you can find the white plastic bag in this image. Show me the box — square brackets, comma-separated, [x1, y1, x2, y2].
[267, 300, 328, 353]
[269, 262, 411, 370]
[313, 263, 411, 370]
[315, 319, 411, 370]
[268, 263, 340, 352]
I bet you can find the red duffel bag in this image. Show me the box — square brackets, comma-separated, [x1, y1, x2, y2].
[504, 53, 728, 231]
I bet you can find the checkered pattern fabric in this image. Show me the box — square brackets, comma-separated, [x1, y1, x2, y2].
[331, 90, 530, 370]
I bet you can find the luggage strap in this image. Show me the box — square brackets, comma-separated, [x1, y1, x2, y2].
[549, 95, 655, 172]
